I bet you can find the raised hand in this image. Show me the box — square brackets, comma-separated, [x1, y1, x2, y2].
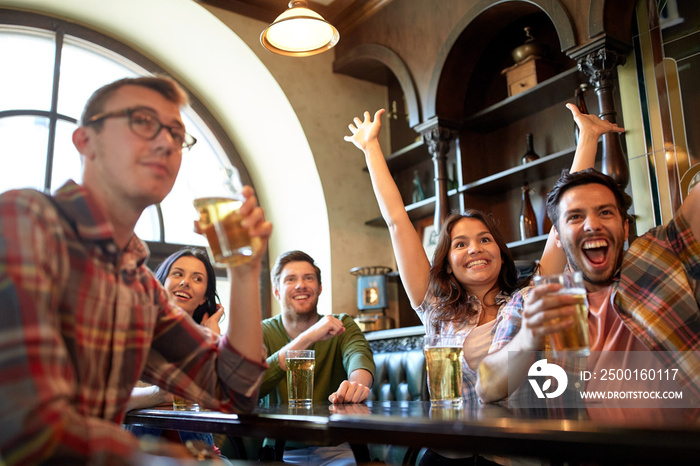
[238, 185, 273, 264]
[566, 103, 625, 139]
[200, 304, 224, 334]
[344, 109, 385, 152]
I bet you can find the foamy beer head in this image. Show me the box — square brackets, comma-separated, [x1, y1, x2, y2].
[424, 334, 466, 406]
[533, 271, 590, 356]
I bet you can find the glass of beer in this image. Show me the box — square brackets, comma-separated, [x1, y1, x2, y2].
[424, 334, 466, 406]
[286, 350, 315, 406]
[172, 395, 199, 411]
[190, 165, 258, 267]
[533, 271, 590, 356]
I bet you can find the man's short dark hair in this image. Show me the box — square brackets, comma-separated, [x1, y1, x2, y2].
[546, 168, 633, 228]
[79, 75, 189, 128]
[271, 250, 322, 289]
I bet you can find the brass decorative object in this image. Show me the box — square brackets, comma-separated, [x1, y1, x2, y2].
[511, 27, 547, 64]
[501, 27, 554, 97]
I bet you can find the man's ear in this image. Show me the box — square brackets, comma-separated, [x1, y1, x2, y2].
[554, 226, 562, 249]
[72, 127, 95, 160]
[273, 286, 280, 300]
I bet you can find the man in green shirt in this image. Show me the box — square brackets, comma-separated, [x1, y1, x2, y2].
[260, 250, 375, 405]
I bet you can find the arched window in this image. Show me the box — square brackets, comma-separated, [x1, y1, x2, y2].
[0, 11, 264, 319]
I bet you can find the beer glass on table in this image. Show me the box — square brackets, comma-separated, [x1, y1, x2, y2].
[533, 271, 590, 356]
[286, 350, 315, 406]
[424, 334, 466, 406]
[172, 395, 199, 411]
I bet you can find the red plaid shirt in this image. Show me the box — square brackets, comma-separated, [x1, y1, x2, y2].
[615, 210, 700, 398]
[0, 181, 266, 465]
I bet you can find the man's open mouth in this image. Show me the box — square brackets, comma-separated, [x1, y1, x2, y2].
[581, 239, 609, 265]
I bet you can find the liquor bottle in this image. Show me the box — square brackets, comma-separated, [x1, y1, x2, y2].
[519, 182, 538, 241]
[521, 133, 539, 164]
[574, 83, 589, 144]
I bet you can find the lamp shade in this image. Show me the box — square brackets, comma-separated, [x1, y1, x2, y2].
[260, 1, 339, 57]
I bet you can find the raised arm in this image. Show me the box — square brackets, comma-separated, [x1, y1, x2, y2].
[538, 103, 626, 275]
[345, 110, 431, 307]
[224, 186, 272, 363]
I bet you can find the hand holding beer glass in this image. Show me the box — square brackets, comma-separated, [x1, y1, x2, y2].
[190, 165, 259, 267]
[532, 271, 590, 356]
[424, 334, 466, 406]
[286, 350, 315, 406]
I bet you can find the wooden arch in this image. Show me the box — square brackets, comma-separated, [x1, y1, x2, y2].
[424, 0, 577, 122]
[333, 43, 422, 127]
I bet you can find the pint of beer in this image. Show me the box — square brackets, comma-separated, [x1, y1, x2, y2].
[190, 166, 257, 267]
[533, 271, 590, 356]
[194, 196, 257, 267]
[286, 350, 315, 406]
[424, 334, 466, 406]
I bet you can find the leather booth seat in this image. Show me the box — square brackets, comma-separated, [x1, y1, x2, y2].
[370, 349, 429, 402]
[367, 348, 428, 465]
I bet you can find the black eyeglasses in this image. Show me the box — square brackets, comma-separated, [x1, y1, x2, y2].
[85, 106, 197, 151]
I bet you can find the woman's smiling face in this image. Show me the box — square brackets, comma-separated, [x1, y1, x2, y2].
[163, 256, 208, 315]
[447, 218, 502, 294]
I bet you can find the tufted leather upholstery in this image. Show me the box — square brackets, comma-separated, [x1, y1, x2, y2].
[369, 349, 428, 401]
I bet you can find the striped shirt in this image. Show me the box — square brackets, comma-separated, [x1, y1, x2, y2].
[0, 181, 266, 465]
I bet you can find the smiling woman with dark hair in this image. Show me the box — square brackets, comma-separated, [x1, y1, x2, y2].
[154, 247, 222, 330]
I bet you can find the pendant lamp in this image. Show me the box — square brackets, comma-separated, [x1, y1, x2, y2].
[260, 1, 339, 57]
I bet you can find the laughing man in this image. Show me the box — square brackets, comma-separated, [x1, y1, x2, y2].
[476, 168, 700, 403]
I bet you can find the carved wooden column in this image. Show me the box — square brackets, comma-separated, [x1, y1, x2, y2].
[416, 121, 456, 231]
[577, 48, 630, 189]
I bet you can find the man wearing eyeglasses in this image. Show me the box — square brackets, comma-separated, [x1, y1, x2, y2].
[0, 76, 272, 464]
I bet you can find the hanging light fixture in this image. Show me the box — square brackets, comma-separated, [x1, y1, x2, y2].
[260, 1, 340, 57]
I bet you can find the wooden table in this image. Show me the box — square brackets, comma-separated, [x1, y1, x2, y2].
[124, 400, 700, 464]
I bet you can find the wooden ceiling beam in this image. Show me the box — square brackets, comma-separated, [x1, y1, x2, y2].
[194, 0, 392, 33]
